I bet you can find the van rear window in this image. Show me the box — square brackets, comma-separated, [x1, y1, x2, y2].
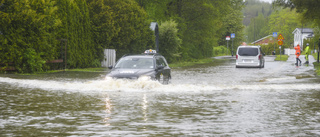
[238, 48, 258, 56]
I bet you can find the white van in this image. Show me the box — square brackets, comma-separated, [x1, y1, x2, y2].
[236, 46, 265, 68]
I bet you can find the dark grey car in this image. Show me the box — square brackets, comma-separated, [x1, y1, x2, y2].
[106, 53, 171, 84]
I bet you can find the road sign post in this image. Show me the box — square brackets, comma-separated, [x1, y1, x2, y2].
[273, 32, 277, 54]
[231, 33, 235, 57]
[277, 34, 284, 60]
[226, 36, 230, 55]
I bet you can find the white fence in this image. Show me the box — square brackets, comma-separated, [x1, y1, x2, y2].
[284, 48, 295, 55]
[101, 49, 116, 67]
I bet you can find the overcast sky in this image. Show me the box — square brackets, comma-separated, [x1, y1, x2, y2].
[259, 0, 274, 3]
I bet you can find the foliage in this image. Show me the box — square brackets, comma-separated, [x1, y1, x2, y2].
[219, 0, 245, 55]
[169, 58, 214, 68]
[159, 20, 181, 63]
[55, 0, 96, 68]
[139, 0, 245, 61]
[243, 0, 273, 26]
[273, 0, 320, 23]
[101, 0, 154, 58]
[246, 13, 269, 43]
[0, 0, 154, 73]
[266, 8, 303, 48]
[260, 43, 286, 55]
[273, 0, 320, 53]
[274, 54, 288, 61]
[0, 0, 61, 73]
[246, 7, 304, 48]
[0, 0, 246, 73]
[213, 46, 231, 56]
[22, 48, 46, 73]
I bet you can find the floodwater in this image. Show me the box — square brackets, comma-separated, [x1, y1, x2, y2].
[1, 55, 320, 136]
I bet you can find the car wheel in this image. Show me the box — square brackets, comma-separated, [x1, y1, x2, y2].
[158, 75, 170, 85]
[163, 76, 170, 85]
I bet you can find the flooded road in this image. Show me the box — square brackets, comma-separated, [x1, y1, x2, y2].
[1, 55, 320, 136]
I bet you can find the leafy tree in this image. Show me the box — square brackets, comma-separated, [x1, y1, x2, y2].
[243, 0, 273, 26]
[273, 0, 320, 21]
[0, 0, 61, 73]
[219, 0, 245, 55]
[90, 0, 153, 59]
[55, 0, 97, 68]
[273, 0, 320, 51]
[266, 8, 302, 48]
[159, 20, 181, 63]
[246, 13, 269, 43]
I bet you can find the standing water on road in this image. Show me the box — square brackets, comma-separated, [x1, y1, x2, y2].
[1, 56, 320, 136]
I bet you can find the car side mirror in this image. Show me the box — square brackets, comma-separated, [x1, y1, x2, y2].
[157, 65, 164, 70]
[108, 65, 113, 69]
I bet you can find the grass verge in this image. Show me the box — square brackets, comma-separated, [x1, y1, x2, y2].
[313, 62, 320, 75]
[169, 58, 214, 68]
[274, 55, 289, 61]
[312, 53, 320, 75]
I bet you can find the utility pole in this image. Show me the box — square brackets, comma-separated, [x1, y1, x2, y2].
[253, 19, 255, 46]
[317, 38, 320, 63]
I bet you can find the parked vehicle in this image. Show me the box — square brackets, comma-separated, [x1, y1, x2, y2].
[105, 50, 171, 84]
[236, 46, 265, 68]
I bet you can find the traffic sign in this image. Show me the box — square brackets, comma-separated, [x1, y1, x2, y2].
[273, 32, 277, 37]
[231, 33, 235, 38]
[278, 40, 283, 45]
[277, 34, 284, 40]
[226, 36, 230, 41]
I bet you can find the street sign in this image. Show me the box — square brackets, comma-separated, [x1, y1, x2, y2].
[273, 32, 277, 37]
[278, 40, 283, 45]
[226, 36, 230, 41]
[277, 34, 284, 40]
[231, 33, 235, 38]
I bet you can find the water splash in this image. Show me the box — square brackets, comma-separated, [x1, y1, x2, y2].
[1, 77, 320, 93]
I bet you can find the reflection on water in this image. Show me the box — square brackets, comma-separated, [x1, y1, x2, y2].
[1, 57, 320, 136]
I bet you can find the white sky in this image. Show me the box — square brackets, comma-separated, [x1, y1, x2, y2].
[260, 0, 274, 3]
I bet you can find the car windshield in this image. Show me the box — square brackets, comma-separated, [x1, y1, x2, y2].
[238, 48, 259, 56]
[114, 57, 154, 69]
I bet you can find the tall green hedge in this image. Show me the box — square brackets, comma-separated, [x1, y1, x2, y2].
[0, 0, 60, 73]
[0, 0, 154, 73]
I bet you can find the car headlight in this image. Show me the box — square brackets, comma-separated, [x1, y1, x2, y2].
[138, 75, 151, 81]
[105, 76, 113, 80]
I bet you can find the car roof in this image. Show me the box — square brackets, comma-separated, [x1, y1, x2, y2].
[122, 54, 162, 58]
[238, 45, 260, 48]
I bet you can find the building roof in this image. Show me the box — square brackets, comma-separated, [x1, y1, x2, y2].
[251, 35, 273, 45]
[292, 28, 313, 34]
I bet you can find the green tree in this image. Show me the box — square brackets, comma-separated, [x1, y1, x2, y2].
[90, 0, 154, 58]
[55, 0, 97, 68]
[274, 0, 320, 51]
[219, 0, 245, 55]
[246, 13, 269, 43]
[273, 0, 320, 21]
[243, 0, 273, 26]
[0, 0, 61, 73]
[159, 20, 181, 63]
[267, 8, 302, 48]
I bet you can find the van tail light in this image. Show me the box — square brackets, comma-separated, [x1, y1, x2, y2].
[258, 55, 261, 60]
[236, 55, 238, 60]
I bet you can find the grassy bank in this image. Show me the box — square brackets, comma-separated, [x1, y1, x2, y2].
[312, 53, 320, 75]
[274, 55, 289, 61]
[169, 58, 215, 68]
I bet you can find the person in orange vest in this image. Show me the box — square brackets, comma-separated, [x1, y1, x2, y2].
[294, 44, 302, 66]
